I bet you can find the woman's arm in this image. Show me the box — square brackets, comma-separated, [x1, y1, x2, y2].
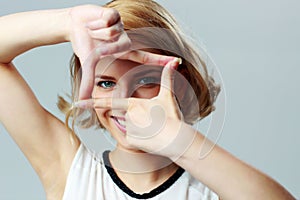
[174, 122, 295, 200]
[0, 8, 79, 198]
[0, 5, 129, 198]
[0, 9, 69, 63]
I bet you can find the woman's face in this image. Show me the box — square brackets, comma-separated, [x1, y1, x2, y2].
[92, 57, 163, 150]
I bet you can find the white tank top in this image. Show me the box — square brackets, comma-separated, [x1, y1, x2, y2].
[62, 144, 219, 200]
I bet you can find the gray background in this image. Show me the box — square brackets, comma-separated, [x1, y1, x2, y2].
[0, 0, 299, 199]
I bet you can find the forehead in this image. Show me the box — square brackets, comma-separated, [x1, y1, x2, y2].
[95, 57, 163, 77]
[95, 57, 139, 76]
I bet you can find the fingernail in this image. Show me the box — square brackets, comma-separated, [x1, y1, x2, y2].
[174, 57, 182, 65]
[169, 57, 182, 70]
[177, 57, 182, 65]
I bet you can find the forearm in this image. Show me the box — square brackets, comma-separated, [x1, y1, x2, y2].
[0, 8, 70, 63]
[175, 124, 295, 200]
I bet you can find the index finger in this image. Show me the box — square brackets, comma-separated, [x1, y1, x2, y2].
[115, 50, 177, 66]
[78, 52, 99, 100]
[159, 58, 182, 96]
[73, 98, 132, 110]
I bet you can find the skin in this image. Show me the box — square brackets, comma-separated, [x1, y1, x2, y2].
[92, 58, 181, 192]
[0, 4, 295, 200]
[92, 59, 163, 149]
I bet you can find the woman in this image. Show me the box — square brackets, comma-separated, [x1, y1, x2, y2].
[0, 0, 295, 199]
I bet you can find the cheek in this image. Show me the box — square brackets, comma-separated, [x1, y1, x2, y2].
[94, 108, 110, 128]
[92, 87, 113, 99]
[94, 108, 103, 117]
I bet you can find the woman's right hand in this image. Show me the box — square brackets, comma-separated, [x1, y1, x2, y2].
[68, 5, 131, 99]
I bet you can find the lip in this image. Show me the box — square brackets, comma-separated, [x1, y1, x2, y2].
[112, 116, 126, 134]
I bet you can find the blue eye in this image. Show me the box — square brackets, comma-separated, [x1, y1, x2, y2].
[97, 81, 116, 89]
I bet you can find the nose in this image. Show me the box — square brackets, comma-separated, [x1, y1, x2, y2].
[111, 82, 133, 116]
[113, 82, 133, 99]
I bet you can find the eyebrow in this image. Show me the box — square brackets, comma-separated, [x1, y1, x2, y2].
[132, 68, 162, 78]
[95, 75, 117, 81]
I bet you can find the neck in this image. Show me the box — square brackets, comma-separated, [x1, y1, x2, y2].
[109, 147, 179, 194]
[110, 147, 174, 173]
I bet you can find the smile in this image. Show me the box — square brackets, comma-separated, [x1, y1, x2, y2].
[112, 116, 126, 134]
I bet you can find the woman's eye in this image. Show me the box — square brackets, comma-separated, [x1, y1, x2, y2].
[97, 81, 116, 89]
[138, 77, 160, 86]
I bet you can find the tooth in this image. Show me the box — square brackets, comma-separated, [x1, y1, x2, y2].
[118, 119, 126, 127]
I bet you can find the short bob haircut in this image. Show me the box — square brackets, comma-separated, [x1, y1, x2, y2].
[58, 0, 220, 129]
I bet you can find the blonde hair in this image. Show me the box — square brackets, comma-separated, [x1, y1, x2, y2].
[58, 0, 220, 129]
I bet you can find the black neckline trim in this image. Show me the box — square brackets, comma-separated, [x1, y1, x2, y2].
[103, 151, 185, 199]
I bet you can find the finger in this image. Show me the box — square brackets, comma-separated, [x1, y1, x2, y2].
[78, 64, 95, 100]
[116, 50, 177, 66]
[101, 8, 121, 27]
[73, 99, 95, 109]
[86, 8, 120, 29]
[95, 33, 131, 56]
[73, 98, 133, 110]
[86, 19, 108, 29]
[159, 58, 181, 96]
[94, 98, 132, 110]
[78, 52, 100, 100]
[88, 21, 123, 41]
